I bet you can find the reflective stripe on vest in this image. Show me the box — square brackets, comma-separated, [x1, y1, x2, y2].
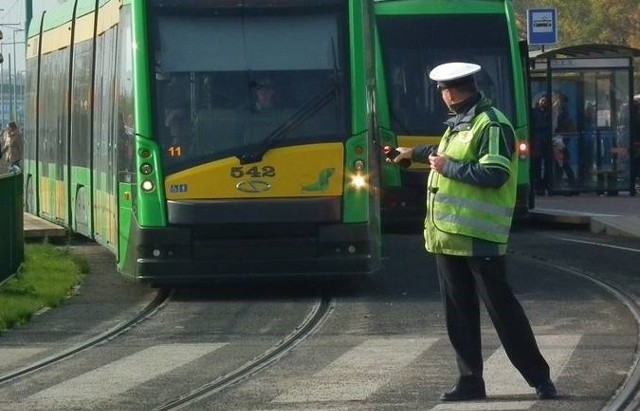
[478, 125, 511, 170]
[433, 194, 513, 239]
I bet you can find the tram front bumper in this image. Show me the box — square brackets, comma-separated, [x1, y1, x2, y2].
[128, 223, 378, 284]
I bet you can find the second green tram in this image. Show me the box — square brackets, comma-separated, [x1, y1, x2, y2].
[374, 0, 532, 224]
[24, 0, 382, 284]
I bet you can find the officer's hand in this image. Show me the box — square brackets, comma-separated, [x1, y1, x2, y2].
[428, 153, 448, 174]
[386, 146, 413, 164]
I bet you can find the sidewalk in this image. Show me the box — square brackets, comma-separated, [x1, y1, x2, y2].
[530, 192, 640, 238]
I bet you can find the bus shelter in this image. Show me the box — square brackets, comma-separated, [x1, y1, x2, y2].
[530, 44, 640, 196]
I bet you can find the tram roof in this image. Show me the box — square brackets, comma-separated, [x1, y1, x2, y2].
[531, 44, 640, 60]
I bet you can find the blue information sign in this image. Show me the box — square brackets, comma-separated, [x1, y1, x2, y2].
[527, 8, 557, 46]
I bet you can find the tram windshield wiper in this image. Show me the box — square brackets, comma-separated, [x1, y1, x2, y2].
[238, 81, 339, 165]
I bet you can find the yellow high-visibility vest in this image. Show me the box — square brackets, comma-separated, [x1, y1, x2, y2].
[427, 107, 517, 245]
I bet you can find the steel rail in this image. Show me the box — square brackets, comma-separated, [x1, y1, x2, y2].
[151, 295, 334, 411]
[514, 252, 640, 411]
[0, 288, 171, 385]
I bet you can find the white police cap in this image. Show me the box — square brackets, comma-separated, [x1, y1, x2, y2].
[429, 62, 481, 86]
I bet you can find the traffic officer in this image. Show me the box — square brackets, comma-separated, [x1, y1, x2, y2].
[389, 62, 557, 401]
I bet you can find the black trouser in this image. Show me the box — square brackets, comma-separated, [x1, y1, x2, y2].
[436, 254, 550, 386]
[532, 154, 552, 193]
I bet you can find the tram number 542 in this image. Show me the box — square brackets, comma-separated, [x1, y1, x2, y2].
[230, 166, 276, 178]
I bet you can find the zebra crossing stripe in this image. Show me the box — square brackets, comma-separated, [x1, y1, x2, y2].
[431, 401, 535, 410]
[18, 333, 580, 408]
[485, 334, 581, 396]
[0, 348, 46, 368]
[26, 343, 227, 402]
[431, 334, 581, 410]
[272, 337, 438, 403]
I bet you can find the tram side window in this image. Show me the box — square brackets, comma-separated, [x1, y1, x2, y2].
[71, 41, 93, 170]
[38, 50, 70, 178]
[116, 7, 136, 184]
[94, 28, 119, 195]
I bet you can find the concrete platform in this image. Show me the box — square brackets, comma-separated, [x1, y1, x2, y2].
[531, 192, 640, 239]
[590, 215, 640, 238]
[23, 213, 67, 239]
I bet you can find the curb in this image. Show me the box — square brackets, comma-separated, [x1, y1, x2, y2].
[590, 216, 640, 238]
[529, 210, 591, 226]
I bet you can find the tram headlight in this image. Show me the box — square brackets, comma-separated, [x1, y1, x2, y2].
[350, 173, 367, 189]
[353, 159, 365, 171]
[141, 180, 155, 192]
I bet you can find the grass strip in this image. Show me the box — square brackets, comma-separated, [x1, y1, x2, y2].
[0, 243, 88, 333]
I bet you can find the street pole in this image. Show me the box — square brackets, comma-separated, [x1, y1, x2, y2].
[12, 32, 17, 121]
[7, 53, 12, 123]
[0, 42, 3, 126]
[0, 7, 4, 125]
[11, 30, 23, 122]
[0, 24, 23, 125]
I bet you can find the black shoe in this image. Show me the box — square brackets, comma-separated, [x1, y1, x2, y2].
[440, 376, 486, 401]
[535, 379, 557, 399]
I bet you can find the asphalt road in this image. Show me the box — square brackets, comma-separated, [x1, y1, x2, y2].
[1, 228, 640, 411]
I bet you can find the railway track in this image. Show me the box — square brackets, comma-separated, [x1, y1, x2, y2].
[513, 251, 640, 411]
[0, 289, 171, 386]
[151, 295, 334, 411]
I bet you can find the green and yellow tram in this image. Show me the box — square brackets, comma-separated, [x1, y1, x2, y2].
[373, 0, 532, 223]
[24, 0, 381, 284]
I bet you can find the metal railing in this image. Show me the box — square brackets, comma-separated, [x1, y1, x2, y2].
[0, 167, 24, 282]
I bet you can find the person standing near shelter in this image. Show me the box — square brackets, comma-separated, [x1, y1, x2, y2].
[1, 121, 23, 170]
[551, 93, 577, 191]
[389, 62, 557, 402]
[531, 95, 552, 195]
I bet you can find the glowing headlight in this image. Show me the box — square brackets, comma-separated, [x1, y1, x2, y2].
[141, 180, 155, 192]
[350, 173, 367, 189]
[518, 140, 529, 160]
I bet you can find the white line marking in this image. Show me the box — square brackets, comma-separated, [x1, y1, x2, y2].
[552, 236, 640, 253]
[534, 208, 619, 217]
[431, 334, 581, 410]
[485, 334, 580, 396]
[27, 343, 227, 402]
[431, 401, 535, 410]
[272, 337, 437, 403]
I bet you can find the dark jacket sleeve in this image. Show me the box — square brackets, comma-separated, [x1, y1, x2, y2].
[441, 123, 515, 189]
[411, 145, 438, 163]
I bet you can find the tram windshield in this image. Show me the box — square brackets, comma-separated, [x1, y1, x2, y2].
[377, 14, 515, 136]
[148, 3, 349, 171]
